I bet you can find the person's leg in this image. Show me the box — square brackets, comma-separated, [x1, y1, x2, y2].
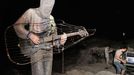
[114, 62, 122, 74]
[121, 70, 125, 75]
[42, 49, 53, 75]
[31, 60, 44, 75]
[31, 49, 53, 75]
[31, 50, 45, 75]
[118, 63, 125, 75]
[105, 47, 111, 68]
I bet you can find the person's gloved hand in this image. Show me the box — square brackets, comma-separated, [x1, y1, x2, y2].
[60, 33, 67, 45]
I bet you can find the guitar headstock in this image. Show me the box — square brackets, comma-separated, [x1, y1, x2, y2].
[78, 28, 96, 37]
[78, 29, 89, 37]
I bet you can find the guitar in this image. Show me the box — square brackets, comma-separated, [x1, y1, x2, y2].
[5, 25, 95, 65]
[18, 29, 89, 57]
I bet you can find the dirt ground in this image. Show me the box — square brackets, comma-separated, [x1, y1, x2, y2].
[52, 37, 134, 75]
[53, 62, 116, 75]
[1, 37, 134, 75]
[52, 37, 118, 75]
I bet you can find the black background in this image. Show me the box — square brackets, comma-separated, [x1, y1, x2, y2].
[0, 1, 134, 38]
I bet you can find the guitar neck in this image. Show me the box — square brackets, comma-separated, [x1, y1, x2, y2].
[42, 32, 79, 42]
[66, 32, 79, 37]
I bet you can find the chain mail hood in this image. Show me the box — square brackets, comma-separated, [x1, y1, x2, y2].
[37, 0, 55, 19]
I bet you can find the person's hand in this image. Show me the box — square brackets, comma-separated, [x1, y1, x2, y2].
[122, 60, 127, 64]
[28, 33, 40, 45]
[60, 33, 67, 45]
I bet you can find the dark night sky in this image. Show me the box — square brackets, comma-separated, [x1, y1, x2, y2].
[0, 1, 134, 38]
[0, 1, 134, 42]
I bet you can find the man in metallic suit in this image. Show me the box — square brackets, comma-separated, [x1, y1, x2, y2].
[13, 0, 67, 75]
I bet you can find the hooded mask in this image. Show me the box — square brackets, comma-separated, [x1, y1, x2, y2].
[37, 0, 55, 19]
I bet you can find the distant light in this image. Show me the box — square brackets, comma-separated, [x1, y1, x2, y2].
[123, 32, 125, 36]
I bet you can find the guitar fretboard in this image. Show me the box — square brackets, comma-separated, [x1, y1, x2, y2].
[42, 32, 80, 42]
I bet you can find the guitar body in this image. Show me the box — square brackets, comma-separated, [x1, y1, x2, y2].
[19, 38, 38, 57]
[5, 26, 30, 65]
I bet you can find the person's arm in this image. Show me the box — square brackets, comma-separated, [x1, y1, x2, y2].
[108, 48, 114, 53]
[115, 51, 126, 64]
[13, 9, 30, 39]
[50, 15, 67, 49]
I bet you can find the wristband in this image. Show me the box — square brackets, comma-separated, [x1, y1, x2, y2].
[27, 31, 31, 39]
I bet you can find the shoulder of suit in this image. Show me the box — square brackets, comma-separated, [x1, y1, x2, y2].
[25, 8, 36, 14]
[50, 15, 54, 20]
